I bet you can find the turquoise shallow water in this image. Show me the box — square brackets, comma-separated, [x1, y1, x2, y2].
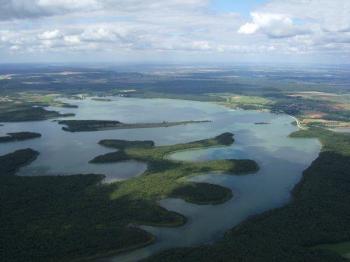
[0, 97, 321, 260]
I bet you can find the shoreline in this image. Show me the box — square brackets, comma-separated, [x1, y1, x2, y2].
[289, 115, 306, 130]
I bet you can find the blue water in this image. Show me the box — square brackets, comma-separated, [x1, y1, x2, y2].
[0, 97, 321, 260]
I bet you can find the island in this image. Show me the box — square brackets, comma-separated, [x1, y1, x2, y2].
[90, 132, 259, 205]
[146, 128, 350, 262]
[58, 119, 211, 132]
[0, 103, 74, 122]
[91, 97, 112, 102]
[254, 122, 271, 125]
[0, 132, 41, 143]
[0, 148, 39, 175]
[0, 133, 259, 262]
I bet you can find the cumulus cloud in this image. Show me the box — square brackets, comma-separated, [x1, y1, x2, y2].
[1, 0, 350, 62]
[64, 35, 81, 45]
[38, 29, 62, 40]
[0, 0, 101, 20]
[260, 0, 350, 33]
[0, 0, 209, 20]
[238, 12, 310, 38]
[80, 27, 125, 43]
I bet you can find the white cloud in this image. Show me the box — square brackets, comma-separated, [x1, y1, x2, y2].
[0, 0, 101, 20]
[1, 0, 350, 63]
[0, 0, 209, 20]
[238, 22, 259, 35]
[37, 0, 100, 10]
[10, 44, 20, 51]
[81, 28, 119, 42]
[64, 35, 81, 45]
[38, 29, 62, 40]
[261, 0, 350, 33]
[238, 12, 310, 38]
[190, 41, 211, 51]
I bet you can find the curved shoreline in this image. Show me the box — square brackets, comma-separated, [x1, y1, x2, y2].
[74, 231, 156, 262]
[1, 96, 321, 262]
[104, 115, 320, 262]
[289, 115, 306, 130]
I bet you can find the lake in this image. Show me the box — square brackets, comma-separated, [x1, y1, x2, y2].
[0, 97, 321, 260]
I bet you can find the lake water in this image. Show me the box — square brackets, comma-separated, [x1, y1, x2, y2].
[0, 97, 321, 260]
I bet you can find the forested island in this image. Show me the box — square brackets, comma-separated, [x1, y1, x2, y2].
[0, 148, 39, 175]
[58, 119, 211, 132]
[146, 128, 350, 262]
[0, 64, 350, 261]
[0, 102, 74, 122]
[0, 132, 41, 143]
[1, 132, 258, 262]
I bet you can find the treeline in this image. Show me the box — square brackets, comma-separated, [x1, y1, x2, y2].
[0, 149, 179, 262]
[0, 132, 41, 143]
[146, 129, 350, 261]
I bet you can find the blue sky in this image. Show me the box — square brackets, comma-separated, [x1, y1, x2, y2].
[211, 0, 267, 16]
[0, 0, 349, 64]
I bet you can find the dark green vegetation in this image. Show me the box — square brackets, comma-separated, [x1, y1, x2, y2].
[99, 139, 155, 149]
[0, 133, 258, 262]
[313, 242, 350, 258]
[0, 131, 41, 143]
[91, 133, 258, 205]
[0, 148, 38, 175]
[1, 65, 350, 261]
[146, 128, 350, 262]
[0, 149, 182, 262]
[0, 102, 74, 122]
[290, 127, 350, 155]
[170, 182, 233, 205]
[58, 119, 211, 132]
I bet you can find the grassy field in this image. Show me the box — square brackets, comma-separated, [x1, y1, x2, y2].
[290, 127, 350, 155]
[18, 93, 78, 108]
[146, 128, 350, 262]
[220, 94, 273, 111]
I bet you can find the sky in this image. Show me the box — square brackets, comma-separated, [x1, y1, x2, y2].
[1, 0, 350, 64]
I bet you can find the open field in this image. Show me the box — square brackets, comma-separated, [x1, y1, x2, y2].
[17, 93, 78, 108]
[219, 94, 274, 111]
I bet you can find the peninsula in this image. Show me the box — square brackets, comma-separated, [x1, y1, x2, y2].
[58, 119, 211, 132]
